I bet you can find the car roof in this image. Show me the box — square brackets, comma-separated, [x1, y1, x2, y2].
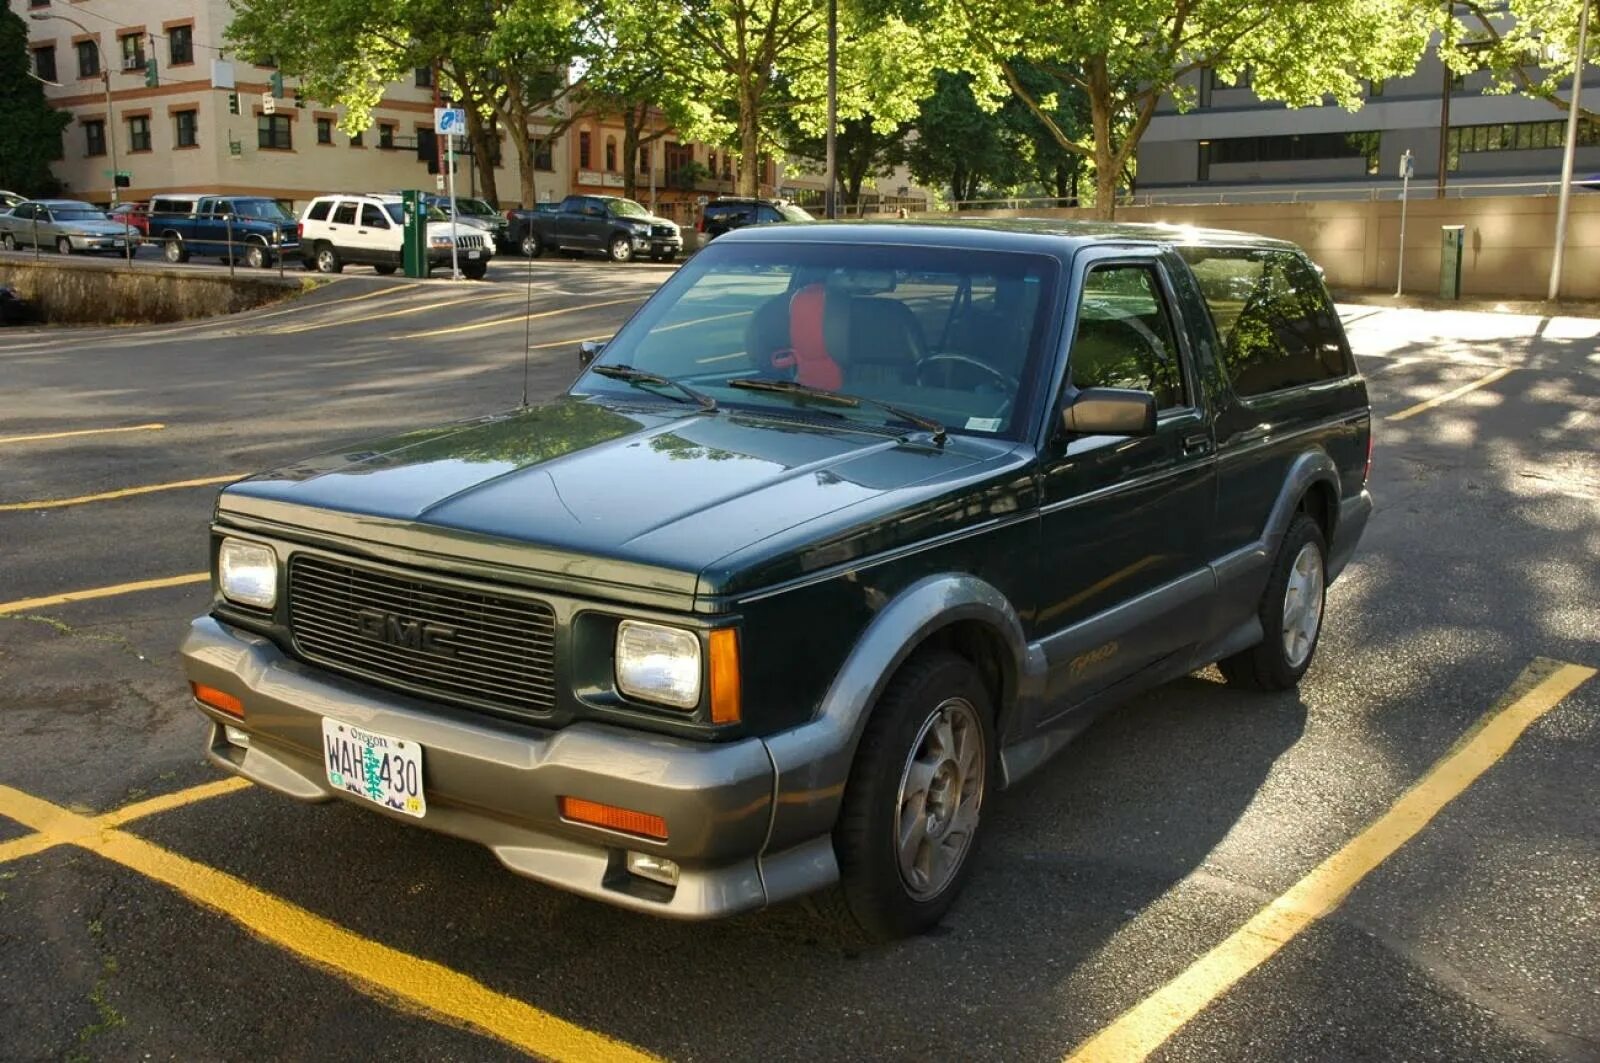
[714, 217, 1298, 254]
[34, 199, 97, 209]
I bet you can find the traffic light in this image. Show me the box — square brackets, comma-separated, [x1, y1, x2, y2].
[144, 57, 158, 88]
[269, 71, 284, 98]
[294, 89, 305, 109]
[227, 91, 240, 115]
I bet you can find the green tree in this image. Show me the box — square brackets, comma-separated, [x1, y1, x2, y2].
[903, 71, 1028, 203]
[0, 6, 69, 196]
[1447, 1, 1599, 123]
[910, 0, 1433, 216]
[778, 112, 910, 207]
[581, 0, 686, 200]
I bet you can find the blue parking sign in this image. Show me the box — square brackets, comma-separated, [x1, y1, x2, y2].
[434, 108, 466, 134]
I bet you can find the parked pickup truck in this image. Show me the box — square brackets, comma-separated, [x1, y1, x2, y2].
[514, 194, 681, 262]
[181, 220, 1371, 941]
[148, 194, 300, 269]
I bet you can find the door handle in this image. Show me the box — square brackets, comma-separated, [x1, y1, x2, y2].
[1182, 431, 1213, 455]
[357, 229, 368, 234]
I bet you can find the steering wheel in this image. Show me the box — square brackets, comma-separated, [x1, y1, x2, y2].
[917, 353, 1020, 394]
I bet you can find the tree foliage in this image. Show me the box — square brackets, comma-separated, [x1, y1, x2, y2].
[1446, 1, 1600, 122]
[0, 6, 69, 196]
[903, 0, 1433, 216]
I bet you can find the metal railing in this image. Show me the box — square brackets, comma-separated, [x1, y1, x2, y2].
[938, 179, 1593, 212]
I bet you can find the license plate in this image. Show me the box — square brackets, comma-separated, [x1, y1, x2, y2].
[467, 250, 481, 259]
[112, 240, 124, 247]
[322, 718, 426, 817]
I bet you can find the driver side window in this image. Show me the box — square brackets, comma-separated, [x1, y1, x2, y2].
[1069, 263, 1189, 410]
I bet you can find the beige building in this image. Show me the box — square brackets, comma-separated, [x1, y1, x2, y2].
[19, 0, 933, 216]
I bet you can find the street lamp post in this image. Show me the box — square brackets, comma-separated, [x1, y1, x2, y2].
[824, 0, 837, 220]
[1549, 0, 1592, 301]
[30, 12, 129, 265]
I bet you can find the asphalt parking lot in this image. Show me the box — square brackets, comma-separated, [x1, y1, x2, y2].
[1, 264, 1596, 1062]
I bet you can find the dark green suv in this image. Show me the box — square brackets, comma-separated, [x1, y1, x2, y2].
[182, 220, 1372, 940]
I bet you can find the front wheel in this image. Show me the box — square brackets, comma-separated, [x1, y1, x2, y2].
[1, 233, 15, 251]
[56, 237, 72, 255]
[608, 235, 634, 263]
[373, 264, 398, 276]
[830, 652, 993, 941]
[520, 232, 543, 258]
[461, 262, 488, 280]
[1219, 513, 1327, 690]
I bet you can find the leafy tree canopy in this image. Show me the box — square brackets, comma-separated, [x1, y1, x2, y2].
[0, 6, 69, 196]
[1446, 1, 1600, 122]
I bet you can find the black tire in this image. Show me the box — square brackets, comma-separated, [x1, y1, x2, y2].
[374, 264, 398, 276]
[1218, 513, 1328, 691]
[608, 235, 634, 263]
[244, 241, 268, 269]
[315, 244, 343, 274]
[520, 232, 543, 258]
[831, 651, 994, 941]
[164, 236, 189, 264]
[56, 237, 72, 255]
[461, 262, 488, 280]
[660, 250, 677, 263]
[1, 233, 15, 251]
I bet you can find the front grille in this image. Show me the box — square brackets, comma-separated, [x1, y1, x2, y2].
[287, 554, 556, 718]
[455, 234, 485, 250]
[651, 224, 675, 238]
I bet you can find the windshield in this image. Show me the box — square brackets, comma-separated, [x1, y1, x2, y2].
[575, 241, 1058, 440]
[776, 204, 813, 222]
[606, 199, 651, 218]
[456, 199, 496, 217]
[233, 198, 292, 221]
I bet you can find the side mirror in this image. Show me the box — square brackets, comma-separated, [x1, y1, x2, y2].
[1061, 387, 1157, 437]
[578, 339, 606, 367]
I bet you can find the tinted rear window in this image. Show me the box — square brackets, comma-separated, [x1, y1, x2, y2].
[1179, 247, 1350, 397]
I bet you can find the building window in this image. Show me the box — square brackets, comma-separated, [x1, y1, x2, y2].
[1208, 131, 1380, 167]
[316, 117, 332, 144]
[605, 135, 617, 171]
[534, 137, 553, 171]
[1367, 78, 1385, 98]
[29, 0, 50, 7]
[349, 129, 363, 147]
[33, 46, 56, 83]
[1198, 67, 1212, 109]
[174, 109, 198, 148]
[256, 55, 277, 68]
[415, 66, 433, 88]
[1445, 119, 1593, 171]
[127, 115, 151, 152]
[77, 40, 99, 79]
[120, 33, 145, 69]
[578, 130, 591, 169]
[84, 119, 106, 157]
[258, 114, 292, 150]
[168, 25, 193, 65]
[639, 145, 650, 172]
[379, 123, 395, 149]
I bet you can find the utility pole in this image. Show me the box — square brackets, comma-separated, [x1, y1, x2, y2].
[30, 13, 124, 262]
[1437, 0, 1452, 198]
[1549, 0, 1591, 301]
[824, 0, 838, 220]
[1396, 149, 1414, 296]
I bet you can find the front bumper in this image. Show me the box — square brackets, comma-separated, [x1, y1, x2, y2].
[427, 246, 494, 267]
[632, 234, 682, 255]
[181, 617, 836, 918]
[73, 234, 141, 251]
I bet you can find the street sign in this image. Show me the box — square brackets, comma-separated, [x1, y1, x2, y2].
[1398, 150, 1415, 180]
[434, 107, 466, 135]
[435, 175, 446, 192]
[211, 59, 235, 89]
[103, 170, 132, 179]
[262, 92, 276, 116]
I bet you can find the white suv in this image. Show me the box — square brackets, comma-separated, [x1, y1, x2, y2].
[297, 194, 494, 279]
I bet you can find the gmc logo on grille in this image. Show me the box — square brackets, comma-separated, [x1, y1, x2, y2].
[355, 609, 460, 658]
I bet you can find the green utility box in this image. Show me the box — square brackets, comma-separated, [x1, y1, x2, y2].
[1439, 225, 1464, 300]
[402, 190, 428, 278]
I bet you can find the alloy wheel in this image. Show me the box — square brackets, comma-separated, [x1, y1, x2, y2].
[1281, 541, 1325, 668]
[893, 696, 985, 901]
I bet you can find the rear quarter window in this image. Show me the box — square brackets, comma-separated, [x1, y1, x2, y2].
[1179, 247, 1351, 397]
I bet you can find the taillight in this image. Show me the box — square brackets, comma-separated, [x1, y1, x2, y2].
[296, 222, 303, 239]
[697, 215, 706, 232]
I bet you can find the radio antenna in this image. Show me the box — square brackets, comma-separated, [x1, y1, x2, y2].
[520, 226, 534, 408]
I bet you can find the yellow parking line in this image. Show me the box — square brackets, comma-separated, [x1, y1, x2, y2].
[0, 782, 659, 1061]
[0, 423, 164, 446]
[1386, 366, 1514, 422]
[0, 571, 209, 615]
[0, 473, 241, 512]
[0, 832, 58, 863]
[99, 777, 254, 829]
[144, 283, 423, 336]
[0, 778, 252, 863]
[270, 293, 489, 334]
[405, 294, 642, 339]
[1062, 657, 1596, 1063]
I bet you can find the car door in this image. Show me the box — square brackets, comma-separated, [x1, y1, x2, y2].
[193, 198, 225, 257]
[9, 203, 36, 246]
[1034, 248, 1218, 711]
[35, 205, 58, 246]
[326, 200, 361, 261]
[357, 203, 399, 266]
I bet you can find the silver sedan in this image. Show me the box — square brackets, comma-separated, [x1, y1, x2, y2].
[0, 199, 143, 255]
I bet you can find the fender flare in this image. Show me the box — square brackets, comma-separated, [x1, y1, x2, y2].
[1263, 448, 1342, 549]
[760, 573, 1028, 855]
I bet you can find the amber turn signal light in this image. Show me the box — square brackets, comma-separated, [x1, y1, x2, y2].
[191, 681, 244, 718]
[708, 627, 741, 724]
[558, 796, 668, 841]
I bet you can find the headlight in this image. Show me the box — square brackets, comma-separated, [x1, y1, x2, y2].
[615, 620, 700, 709]
[218, 538, 277, 608]
[628, 220, 651, 233]
[429, 236, 452, 248]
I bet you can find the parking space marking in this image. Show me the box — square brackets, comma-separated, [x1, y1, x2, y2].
[0, 571, 208, 615]
[403, 294, 643, 339]
[0, 782, 658, 1062]
[1062, 657, 1596, 1063]
[1386, 365, 1515, 422]
[0, 778, 251, 864]
[268, 293, 492, 335]
[0, 473, 241, 512]
[0, 423, 165, 446]
[137, 283, 425, 336]
[98, 777, 253, 829]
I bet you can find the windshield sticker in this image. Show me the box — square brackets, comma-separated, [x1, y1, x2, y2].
[964, 417, 1002, 432]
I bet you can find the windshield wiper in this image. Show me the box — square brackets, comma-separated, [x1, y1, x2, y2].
[590, 364, 717, 411]
[728, 378, 946, 444]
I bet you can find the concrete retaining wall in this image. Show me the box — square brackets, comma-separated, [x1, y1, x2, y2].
[0, 258, 307, 325]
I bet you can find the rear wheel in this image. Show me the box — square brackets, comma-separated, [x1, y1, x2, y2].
[461, 262, 488, 280]
[373, 264, 398, 276]
[1219, 513, 1327, 691]
[56, 237, 72, 255]
[315, 244, 343, 274]
[608, 235, 634, 263]
[520, 232, 543, 258]
[1, 233, 15, 251]
[164, 237, 188, 264]
[830, 652, 993, 941]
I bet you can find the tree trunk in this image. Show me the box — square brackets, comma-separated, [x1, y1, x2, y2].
[1088, 75, 1118, 220]
[463, 104, 500, 207]
[502, 74, 537, 208]
[622, 103, 641, 201]
[737, 83, 761, 197]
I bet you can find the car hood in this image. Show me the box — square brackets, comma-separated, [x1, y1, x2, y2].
[425, 221, 492, 239]
[218, 398, 1021, 605]
[61, 219, 131, 236]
